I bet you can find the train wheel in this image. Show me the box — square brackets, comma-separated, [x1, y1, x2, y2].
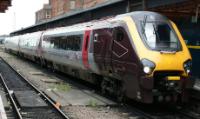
[50, 62, 55, 72]
[101, 79, 107, 95]
[116, 83, 126, 103]
[40, 59, 47, 68]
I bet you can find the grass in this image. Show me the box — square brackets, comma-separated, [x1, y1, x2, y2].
[88, 99, 97, 107]
[51, 83, 71, 92]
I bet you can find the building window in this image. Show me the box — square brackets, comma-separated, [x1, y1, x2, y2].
[46, 11, 51, 19]
[70, 0, 76, 10]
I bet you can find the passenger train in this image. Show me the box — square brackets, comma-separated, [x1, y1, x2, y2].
[4, 11, 194, 103]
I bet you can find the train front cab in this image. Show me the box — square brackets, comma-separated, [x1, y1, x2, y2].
[122, 12, 194, 103]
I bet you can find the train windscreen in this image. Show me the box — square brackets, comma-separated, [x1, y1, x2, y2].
[141, 21, 182, 51]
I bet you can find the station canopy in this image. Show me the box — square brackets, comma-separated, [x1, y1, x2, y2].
[148, 0, 200, 18]
[0, 0, 11, 13]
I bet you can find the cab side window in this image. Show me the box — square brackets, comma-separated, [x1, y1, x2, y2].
[116, 27, 125, 42]
[117, 31, 124, 42]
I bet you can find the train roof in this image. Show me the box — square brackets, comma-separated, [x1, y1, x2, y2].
[43, 11, 167, 36]
[117, 11, 168, 21]
[14, 11, 168, 38]
[43, 17, 114, 36]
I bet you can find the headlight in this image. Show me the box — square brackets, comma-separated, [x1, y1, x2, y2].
[141, 59, 155, 75]
[143, 66, 151, 74]
[183, 60, 192, 74]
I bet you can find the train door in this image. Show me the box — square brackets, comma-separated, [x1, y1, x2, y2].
[93, 29, 113, 74]
[111, 26, 139, 99]
[82, 30, 91, 69]
[34, 32, 42, 57]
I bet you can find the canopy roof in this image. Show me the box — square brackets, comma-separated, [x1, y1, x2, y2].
[0, 0, 11, 13]
[148, 0, 200, 17]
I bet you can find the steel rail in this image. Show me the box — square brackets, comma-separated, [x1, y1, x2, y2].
[125, 101, 200, 119]
[124, 104, 156, 119]
[0, 73, 23, 119]
[131, 107, 156, 119]
[0, 57, 70, 119]
[177, 109, 200, 119]
[130, 104, 199, 119]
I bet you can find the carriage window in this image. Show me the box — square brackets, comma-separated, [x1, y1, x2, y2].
[65, 35, 82, 51]
[45, 35, 82, 51]
[60, 37, 67, 49]
[42, 37, 51, 48]
[116, 28, 124, 42]
[53, 39, 60, 49]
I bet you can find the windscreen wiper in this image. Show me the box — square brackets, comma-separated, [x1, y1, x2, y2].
[153, 24, 161, 42]
[141, 15, 147, 34]
[141, 15, 148, 40]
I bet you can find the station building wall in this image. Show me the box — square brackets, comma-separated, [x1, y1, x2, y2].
[176, 19, 200, 78]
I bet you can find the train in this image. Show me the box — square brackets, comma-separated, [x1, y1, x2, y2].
[4, 11, 194, 103]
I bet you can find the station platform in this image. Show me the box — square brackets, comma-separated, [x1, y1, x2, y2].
[0, 91, 9, 109]
[0, 93, 8, 119]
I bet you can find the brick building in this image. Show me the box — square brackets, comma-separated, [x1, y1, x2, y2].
[50, 0, 109, 17]
[50, 0, 67, 18]
[35, 4, 52, 23]
[36, 0, 108, 23]
[83, 0, 107, 8]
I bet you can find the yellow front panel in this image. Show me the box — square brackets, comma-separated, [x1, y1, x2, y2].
[123, 17, 191, 77]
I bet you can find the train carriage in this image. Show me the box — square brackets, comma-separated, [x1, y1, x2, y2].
[4, 36, 20, 54]
[5, 11, 194, 103]
[18, 32, 43, 61]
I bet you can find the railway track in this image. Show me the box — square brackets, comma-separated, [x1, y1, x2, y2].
[124, 102, 200, 119]
[181, 91, 200, 119]
[0, 57, 70, 119]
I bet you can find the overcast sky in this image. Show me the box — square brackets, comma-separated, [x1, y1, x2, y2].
[0, 0, 49, 35]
